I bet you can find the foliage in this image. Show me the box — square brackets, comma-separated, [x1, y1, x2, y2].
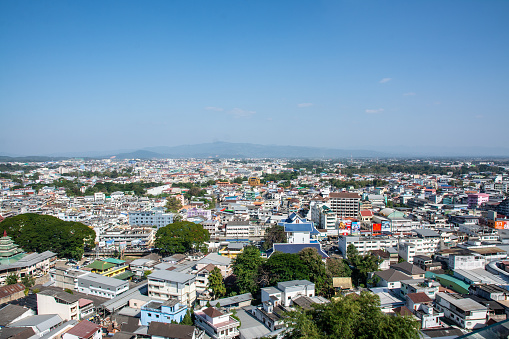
[85, 181, 161, 196]
[165, 197, 183, 213]
[208, 267, 226, 298]
[346, 244, 381, 287]
[326, 258, 352, 278]
[21, 274, 35, 289]
[143, 270, 152, 279]
[0, 214, 96, 260]
[283, 292, 420, 339]
[64, 288, 74, 294]
[155, 221, 210, 255]
[181, 309, 193, 325]
[6, 274, 18, 285]
[261, 225, 286, 251]
[260, 252, 308, 287]
[232, 246, 266, 294]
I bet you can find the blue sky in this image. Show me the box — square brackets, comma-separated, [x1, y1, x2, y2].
[1, 0, 508, 155]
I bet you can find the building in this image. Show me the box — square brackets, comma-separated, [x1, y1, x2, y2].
[329, 192, 361, 219]
[435, 292, 488, 330]
[338, 236, 399, 257]
[129, 208, 173, 228]
[76, 273, 129, 299]
[194, 307, 240, 339]
[468, 194, 490, 209]
[448, 254, 486, 270]
[62, 320, 101, 339]
[148, 270, 196, 306]
[146, 322, 204, 339]
[405, 293, 443, 329]
[140, 299, 188, 326]
[261, 280, 315, 307]
[37, 290, 80, 321]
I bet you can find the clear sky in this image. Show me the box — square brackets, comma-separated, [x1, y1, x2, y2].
[1, 0, 508, 155]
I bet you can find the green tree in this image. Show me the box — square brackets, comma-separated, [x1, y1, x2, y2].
[283, 292, 420, 339]
[0, 214, 96, 260]
[260, 252, 308, 287]
[21, 274, 35, 289]
[298, 248, 331, 296]
[165, 197, 183, 213]
[181, 309, 193, 325]
[261, 225, 286, 251]
[326, 258, 352, 278]
[143, 270, 152, 279]
[346, 244, 381, 286]
[155, 221, 210, 255]
[208, 267, 226, 298]
[233, 246, 265, 294]
[6, 274, 18, 285]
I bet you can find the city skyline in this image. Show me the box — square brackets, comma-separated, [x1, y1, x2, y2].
[1, 1, 508, 155]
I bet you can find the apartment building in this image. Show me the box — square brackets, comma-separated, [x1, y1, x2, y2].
[148, 270, 197, 306]
[435, 292, 487, 330]
[76, 273, 129, 299]
[37, 290, 80, 321]
[129, 208, 173, 228]
[261, 280, 315, 307]
[140, 299, 188, 326]
[338, 236, 399, 257]
[449, 254, 486, 270]
[329, 192, 361, 219]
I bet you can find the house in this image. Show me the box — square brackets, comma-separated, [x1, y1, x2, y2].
[37, 289, 80, 321]
[373, 269, 412, 289]
[195, 253, 232, 278]
[435, 292, 488, 330]
[0, 305, 35, 328]
[6, 314, 63, 337]
[77, 273, 129, 299]
[390, 262, 426, 279]
[129, 259, 157, 278]
[212, 293, 253, 311]
[140, 299, 188, 326]
[405, 293, 443, 329]
[400, 279, 440, 299]
[0, 283, 26, 305]
[62, 320, 101, 339]
[194, 307, 240, 339]
[148, 270, 196, 306]
[147, 321, 204, 339]
[332, 277, 353, 295]
[261, 280, 315, 307]
[469, 284, 509, 301]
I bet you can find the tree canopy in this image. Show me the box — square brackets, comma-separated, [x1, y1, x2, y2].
[208, 267, 226, 299]
[0, 214, 96, 259]
[232, 246, 265, 295]
[155, 221, 210, 255]
[346, 244, 381, 287]
[283, 292, 420, 339]
[165, 196, 183, 213]
[261, 225, 286, 251]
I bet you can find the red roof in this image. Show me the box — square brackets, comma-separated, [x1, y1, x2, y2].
[0, 283, 25, 299]
[65, 320, 101, 339]
[407, 292, 432, 304]
[360, 210, 373, 217]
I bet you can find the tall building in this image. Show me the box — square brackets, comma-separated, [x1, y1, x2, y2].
[329, 192, 361, 219]
[129, 208, 173, 228]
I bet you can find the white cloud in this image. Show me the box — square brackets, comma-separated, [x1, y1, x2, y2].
[297, 103, 313, 108]
[379, 78, 392, 83]
[205, 106, 224, 111]
[229, 108, 256, 118]
[365, 108, 384, 114]
[403, 92, 416, 96]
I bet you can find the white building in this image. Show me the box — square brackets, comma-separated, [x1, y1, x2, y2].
[435, 292, 487, 330]
[129, 208, 174, 228]
[37, 290, 80, 321]
[77, 273, 129, 299]
[194, 307, 240, 339]
[449, 254, 486, 270]
[148, 270, 197, 306]
[261, 280, 315, 307]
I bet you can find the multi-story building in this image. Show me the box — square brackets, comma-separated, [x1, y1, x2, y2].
[338, 236, 399, 257]
[435, 292, 487, 330]
[468, 193, 490, 209]
[129, 208, 173, 228]
[148, 270, 196, 306]
[37, 290, 80, 321]
[448, 254, 486, 270]
[194, 307, 240, 339]
[261, 280, 315, 307]
[140, 299, 188, 326]
[76, 273, 129, 299]
[329, 192, 361, 219]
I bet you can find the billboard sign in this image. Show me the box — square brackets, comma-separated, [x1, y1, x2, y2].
[372, 223, 382, 236]
[381, 220, 391, 233]
[338, 220, 352, 235]
[351, 221, 360, 235]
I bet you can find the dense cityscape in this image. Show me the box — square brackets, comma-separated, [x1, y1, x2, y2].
[0, 157, 508, 338]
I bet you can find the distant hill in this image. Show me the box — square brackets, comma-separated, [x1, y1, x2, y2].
[112, 142, 390, 159]
[0, 155, 69, 162]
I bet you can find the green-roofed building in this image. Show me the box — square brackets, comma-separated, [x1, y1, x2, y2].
[113, 271, 134, 280]
[425, 271, 470, 294]
[103, 258, 126, 266]
[87, 260, 115, 272]
[0, 231, 26, 265]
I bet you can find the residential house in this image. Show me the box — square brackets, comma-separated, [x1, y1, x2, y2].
[435, 292, 488, 330]
[37, 289, 80, 321]
[140, 299, 188, 326]
[194, 307, 240, 339]
[62, 320, 101, 339]
[147, 322, 204, 339]
[77, 273, 129, 299]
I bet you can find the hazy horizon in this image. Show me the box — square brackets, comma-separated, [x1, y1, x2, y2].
[1, 1, 508, 155]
